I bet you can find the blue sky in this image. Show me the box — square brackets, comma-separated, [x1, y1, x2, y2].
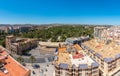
[0, 0, 120, 25]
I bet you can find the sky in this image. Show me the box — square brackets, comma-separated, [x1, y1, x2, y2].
[0, 0, 120, 25]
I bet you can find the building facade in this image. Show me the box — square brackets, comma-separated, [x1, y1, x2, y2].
[81, 43, 120, 76]
[6, 35, 37, 55]
[0, 46, 31, 76]
[55, 26, 120, 76]
[83, 26, 120, 76]
[54, 44, 99, 76]
[55, 62, 99, 76]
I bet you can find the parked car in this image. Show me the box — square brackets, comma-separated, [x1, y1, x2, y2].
[32, 64, 40, 69]
[32, 71, 35, 74]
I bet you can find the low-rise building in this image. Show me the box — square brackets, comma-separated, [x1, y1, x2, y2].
[39, 42, 65, 48]
[6, 35, 37, 55]
[65, 36, 89, 45]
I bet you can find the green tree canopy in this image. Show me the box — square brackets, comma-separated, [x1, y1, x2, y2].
[29, 56, 36, 65]
[17, 56, 24, 64]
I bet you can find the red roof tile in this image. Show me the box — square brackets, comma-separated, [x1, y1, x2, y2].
[0, 47, 30, 76]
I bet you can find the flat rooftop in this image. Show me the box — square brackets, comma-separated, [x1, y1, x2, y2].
[84, 39, 120, 58]
[6, 35, 14, 38]
[13, 38, 36, 45]
[70, 54, 94, 67]
[39, 42, 65, 47]
[0, 46, 30, 76]
[57, 52, 72, 66]
[56, 44, 94, 67]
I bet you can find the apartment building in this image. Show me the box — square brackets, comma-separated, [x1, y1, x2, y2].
[94, 26, 120, 42]
[54, 26, 120, 76]
[94, 27, 108, 40]
[54, 44, 99, 76]
[83, 27, 120, 76]
[0, 26, 32, 34]
[0, 46, 30, 76]
[6, 35, 37, 55]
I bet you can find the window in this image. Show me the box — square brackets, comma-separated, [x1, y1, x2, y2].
[85, 73, 88, 76]
[101, 61, 104, 69]
[108, 68, 112, 72]
[92, 70, 97, 74]
[65, 72, 69, 76]
[101, 66, 104, 69]
[60, 71, 62, 75]
[79, 69, 82, 72]
[72, 73, 75, 76]
[58, 71, 60, 74]
[79, 73, 82, 76]
[72, 69, 75, 72]
[119, 59, 120, 65]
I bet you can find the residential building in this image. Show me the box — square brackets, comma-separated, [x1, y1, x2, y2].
[54, 44, 99, 76]
[82, 26, 120, 76]
[6, 35, 37, 55]
[94, 26, 120, 42]
[0, 46, 31, 76]
[54, 26, 120, 76]
[19, 26, 31, 32]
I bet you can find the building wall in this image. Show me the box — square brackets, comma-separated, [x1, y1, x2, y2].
[94, 27, 108, 41]
[11, 40, 37, 55]
[55, 64, 99, 76]
[11, 44, 18, 54]
[81, 44, 120, 76]
[94, 27, 120, 42]
[6, 36, 37, 55]
[6, 36, 16, 51]
[24, 70, 31, 76]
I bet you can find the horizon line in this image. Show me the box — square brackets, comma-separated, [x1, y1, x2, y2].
[0, 23, 117, 26]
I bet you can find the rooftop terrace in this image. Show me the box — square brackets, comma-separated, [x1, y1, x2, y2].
[56, 44, 94, 67]
[84, 39, 120, 58]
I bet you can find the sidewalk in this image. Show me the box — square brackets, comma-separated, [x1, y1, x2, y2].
[25, 63, 55, 76]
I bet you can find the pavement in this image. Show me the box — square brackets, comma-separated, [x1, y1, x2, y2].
[11, 46, 56, 76]
[25, 62, 55, 76]
[43, 64, 55, 76]
[13, 46, 55, 63]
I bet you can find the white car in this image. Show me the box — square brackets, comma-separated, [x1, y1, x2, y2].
[4, 69, 8, 74]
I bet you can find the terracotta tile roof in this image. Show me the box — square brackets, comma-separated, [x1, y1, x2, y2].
[58, 47, 66, 53]
[73, 53, 84, 59]
[74, 44, 82, 51]
[0, 47, 30, 76]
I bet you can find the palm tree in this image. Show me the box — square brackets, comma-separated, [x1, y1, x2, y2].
[17, 56, 24, 64]
[29, 56, 36, 66]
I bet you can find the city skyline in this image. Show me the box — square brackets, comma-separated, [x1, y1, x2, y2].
[1, 0, 120, 25]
